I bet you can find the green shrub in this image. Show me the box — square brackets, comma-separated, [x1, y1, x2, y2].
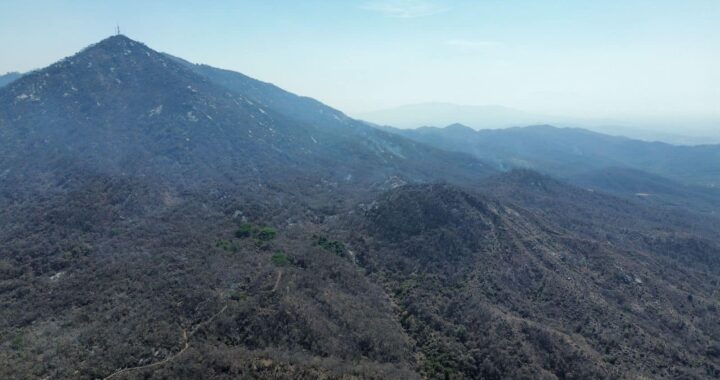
[257, 227, 277, 241]
[271, 253, 290, 266]
[10, 334, 24, 350]
[215, 239, 237, 252]
[235, 223, 254, 239]
[313, 235, 346, 256]
[63, 241, 93, 260]
[230, 291, 246, 301]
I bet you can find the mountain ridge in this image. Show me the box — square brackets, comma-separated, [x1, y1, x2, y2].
[387, 123, 720, 188]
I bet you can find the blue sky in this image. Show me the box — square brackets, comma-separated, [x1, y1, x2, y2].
[1, 0, 718, 123]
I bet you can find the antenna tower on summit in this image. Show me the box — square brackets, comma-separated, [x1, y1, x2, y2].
[116, 25, 121, 35]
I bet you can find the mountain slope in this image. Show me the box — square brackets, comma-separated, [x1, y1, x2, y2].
[570, 167, 720, 216]
[388, 124, 720, 187]
[165, 54, 351, 130]
[173, 56, 501, 190]
[478, 170, 720, 270]
[0, 36, 494, 196]
[0, 179, 421, 379]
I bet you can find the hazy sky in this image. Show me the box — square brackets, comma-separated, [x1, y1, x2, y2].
[1, 0, 718, 122]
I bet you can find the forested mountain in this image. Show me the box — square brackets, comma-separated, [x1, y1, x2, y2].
[2, 36, 719, 380]
[386, 123, 720, 188]
[0, 36, 493, 196]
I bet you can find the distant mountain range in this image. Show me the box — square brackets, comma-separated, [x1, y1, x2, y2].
[358, 102, 720, 145]
[2, 36, 720, 379]
[357, 102, 548, 129]
[384, 123, 720, 216]
[0, 72, 22, 88]
[385, 123, 720, 188]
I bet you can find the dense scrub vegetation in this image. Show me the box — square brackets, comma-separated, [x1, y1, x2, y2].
[0, 177, 418, 379]
[3, 164, 720, 380]
[338, 182, 720, 379]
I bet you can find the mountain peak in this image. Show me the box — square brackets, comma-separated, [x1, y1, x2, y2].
[0, 34, 193, 111]
[89, 34, 145, 50]
[444, 123, 475, 132]
[73, 34, 157, 62]
[366, 183, 500, 245]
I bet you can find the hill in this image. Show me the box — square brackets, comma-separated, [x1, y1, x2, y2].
[334, 180, 720, 378]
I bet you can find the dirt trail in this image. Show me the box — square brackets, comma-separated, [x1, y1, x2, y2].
[102, 304, 228, 380]
[271, 269, 283, 293]
[103, 330, 189, 380]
